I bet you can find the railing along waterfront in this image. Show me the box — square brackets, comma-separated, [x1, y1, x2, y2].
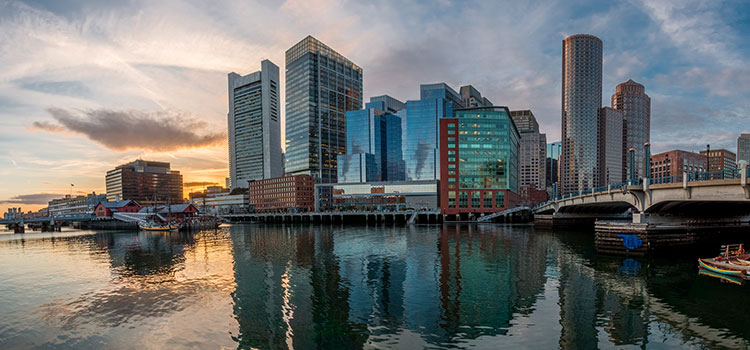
[537, 166, 750, 210]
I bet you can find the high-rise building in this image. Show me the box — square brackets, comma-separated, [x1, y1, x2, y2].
[228, 60, 283, 189]
[439, 107, 520, 216]
[561, 34, 603, 194]
[511, 110, 546, 191]
[337, 96, 405, 183]
[459, 85, 492, 107]
[284, 36, 363, 183]
[105, 160, 183, 204]
[546, 141, 562, 194]
[612, 79, 650, 181]
[737, 134, 750, 165]
[404, 83, 465, 181]
[597, 107, 624, 186]
[650, 150, 706, 178]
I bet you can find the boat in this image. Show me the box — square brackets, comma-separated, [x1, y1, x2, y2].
[697, 243, 750, 278]
[138, 220, 181, 231]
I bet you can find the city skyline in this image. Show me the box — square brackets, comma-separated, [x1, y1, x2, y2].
[1, 0, 749, 213]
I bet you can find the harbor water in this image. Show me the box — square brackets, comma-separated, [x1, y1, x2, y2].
[1, 224, 749, 349]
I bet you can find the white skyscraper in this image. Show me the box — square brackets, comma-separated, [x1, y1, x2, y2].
[228, 59, 283, 189]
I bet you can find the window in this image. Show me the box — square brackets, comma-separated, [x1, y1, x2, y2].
[459, 192, 468, 208]
[471, 192, 480, 208]
[495, 191, 504, 208]
[448, 191, 456, 208]
[484, 193, 492, 208]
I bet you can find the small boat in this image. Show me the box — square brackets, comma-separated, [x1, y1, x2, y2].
[138, 220, 181, 231]
[698, 259, 744, 276]
[698, 243, 750, 278]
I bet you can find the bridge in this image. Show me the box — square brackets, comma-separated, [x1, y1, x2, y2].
[534, 167, 750, 254]
[1, 213, 95, 233]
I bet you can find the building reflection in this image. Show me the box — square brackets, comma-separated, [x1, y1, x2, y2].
[229, 224, 367, 349]
[435, 224, 548, 343]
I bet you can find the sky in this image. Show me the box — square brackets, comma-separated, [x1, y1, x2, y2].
[0, 0, 748, 214]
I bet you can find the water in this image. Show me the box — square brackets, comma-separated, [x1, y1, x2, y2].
[1, 224, 749, 349]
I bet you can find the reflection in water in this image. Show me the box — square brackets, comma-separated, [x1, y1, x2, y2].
[1, 225, 750, 349]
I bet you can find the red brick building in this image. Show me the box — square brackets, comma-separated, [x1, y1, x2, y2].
[94, 200, 142, 218]
[650, 150, 706, 179]
[248, 175, 315, 213]
[439, 107, 521, 218]
[520, 184, 548, 206]
[699, 148, 737, 172]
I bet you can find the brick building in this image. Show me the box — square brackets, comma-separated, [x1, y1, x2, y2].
[700, 148, 737, 173]
[439, 107, 521, 217]
[650, 150, 706, 179]
[248, 175, 315, 212]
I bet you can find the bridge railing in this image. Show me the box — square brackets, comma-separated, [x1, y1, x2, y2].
[537, 168, 748, 211]
[651, 174, 681, 185]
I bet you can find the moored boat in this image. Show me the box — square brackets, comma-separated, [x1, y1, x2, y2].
[698, 243, 750, 278]
[138, 220, 181, 231]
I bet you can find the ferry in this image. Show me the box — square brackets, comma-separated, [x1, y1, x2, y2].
[698, 244, 750, 278]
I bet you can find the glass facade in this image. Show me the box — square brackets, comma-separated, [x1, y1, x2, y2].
[440, 107, 521, 215]
[561, 34, 602, 194]
[403, 83, 464, 181]
[285, 36, 363, 183]
[337, 97, 405, 183]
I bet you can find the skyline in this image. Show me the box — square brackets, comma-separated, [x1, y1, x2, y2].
[1, 0, 749, 213]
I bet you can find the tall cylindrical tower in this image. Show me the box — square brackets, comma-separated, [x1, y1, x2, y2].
[561, 34, 603, 194]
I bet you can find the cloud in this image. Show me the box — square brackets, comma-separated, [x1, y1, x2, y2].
[30, 121, 66, 132]
[0, 193, 62, 205]
[183, 181, 219, 187]
[33, 108, 225, 152]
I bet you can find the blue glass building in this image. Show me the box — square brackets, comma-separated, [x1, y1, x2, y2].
[338, 96, 405, 183]
[402, 83, 491, 181]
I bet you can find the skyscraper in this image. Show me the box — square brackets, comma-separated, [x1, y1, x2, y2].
[284, 36, 363, 183]
[337, 96, 405, 183]
[561, 34, 603, 195]
[228, 60, 283, 189]
[403, 83, 465, 181]
[611, 79, 650, 181]
[598, 107, 624, 185]
[511, 110, 546, 191]
[546, 141, 562, 193]
[738, 134, 750, 165]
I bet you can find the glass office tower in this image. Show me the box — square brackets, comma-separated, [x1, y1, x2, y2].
[439, 107, 520, 215]
[403, 83, 465, 181]
[285, 36, 363, 183]
[337, 96, 405, 182]
[561, 34, 603, 195]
